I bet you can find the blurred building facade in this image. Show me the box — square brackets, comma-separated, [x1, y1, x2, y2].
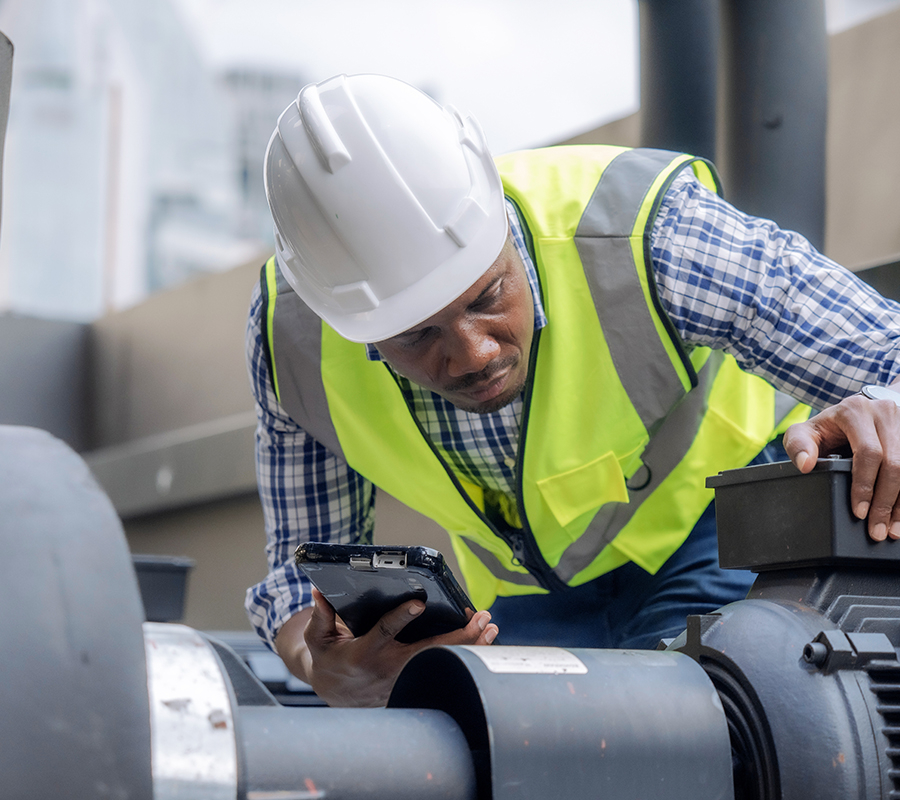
[0, 0, 299, 319]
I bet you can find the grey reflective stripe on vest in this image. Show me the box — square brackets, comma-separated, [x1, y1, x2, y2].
[774, 390, 799, 428]
[575, 148, 698, 436]
[267, 259, 345, 460]
[460, 539, 542, 588]
[555, 350, 723, 583]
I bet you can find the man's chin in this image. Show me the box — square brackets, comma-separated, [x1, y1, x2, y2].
[446, 380, 526, 415]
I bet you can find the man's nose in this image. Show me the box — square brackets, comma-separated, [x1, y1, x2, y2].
[445, 324, 499, 377]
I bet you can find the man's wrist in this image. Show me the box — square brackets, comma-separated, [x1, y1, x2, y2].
[860, 385, 900, 408]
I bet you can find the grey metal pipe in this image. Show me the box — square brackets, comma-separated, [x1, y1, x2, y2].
[238, 706, 477, 800]
[146, 624, 475, 800]
[719, 0, 828, 249]
[638, 0, 719, 161]
[391, 645, 734, 800]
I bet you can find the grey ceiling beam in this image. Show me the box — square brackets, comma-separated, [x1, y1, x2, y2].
[83, 411, 258, 518]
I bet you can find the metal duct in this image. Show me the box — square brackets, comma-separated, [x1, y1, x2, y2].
[719, 0, 828, 249]
[638, 0, 719, 162]
[638, 0, 828, 250]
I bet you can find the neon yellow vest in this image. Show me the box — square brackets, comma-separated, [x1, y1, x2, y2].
[262, 146, 808, 610]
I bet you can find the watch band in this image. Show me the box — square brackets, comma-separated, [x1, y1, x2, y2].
[860, 385, 900, 408]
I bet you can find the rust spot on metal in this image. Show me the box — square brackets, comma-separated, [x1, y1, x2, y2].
[208, 709, 228, 729]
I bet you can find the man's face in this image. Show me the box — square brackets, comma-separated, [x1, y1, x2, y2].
[375, 236, 535, 414]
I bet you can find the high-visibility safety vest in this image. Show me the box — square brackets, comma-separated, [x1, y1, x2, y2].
[260, 146, 809, 611]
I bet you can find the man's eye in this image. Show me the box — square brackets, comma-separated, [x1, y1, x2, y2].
[472, 282, 502, 311]
[399, 328, 432, 347]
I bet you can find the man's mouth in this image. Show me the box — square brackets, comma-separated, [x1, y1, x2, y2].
[447, 356, 519, 402]
[467, 369, 512, 402]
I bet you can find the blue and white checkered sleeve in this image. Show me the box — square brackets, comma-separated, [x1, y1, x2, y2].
[244, 281, 376, 651]
[651, 170, 900, 410]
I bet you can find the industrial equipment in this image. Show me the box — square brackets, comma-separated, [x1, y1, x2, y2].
[3, 425, 900, 799]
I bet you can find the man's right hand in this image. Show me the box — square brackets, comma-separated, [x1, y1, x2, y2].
[275, 588, 498, 708]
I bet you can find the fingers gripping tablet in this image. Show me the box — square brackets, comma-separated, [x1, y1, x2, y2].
[295, 542, 476, 644]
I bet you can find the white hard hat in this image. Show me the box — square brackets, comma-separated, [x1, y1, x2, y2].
[264, 73, 507, 343]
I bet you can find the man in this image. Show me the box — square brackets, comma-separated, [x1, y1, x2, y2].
[246, 73, 900, 707]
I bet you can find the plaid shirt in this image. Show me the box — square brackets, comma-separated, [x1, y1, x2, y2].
[245, 168, 900, 650]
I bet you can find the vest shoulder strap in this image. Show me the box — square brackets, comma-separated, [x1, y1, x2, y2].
[261, 256, 345, 460]
[575, 148, 718, 432]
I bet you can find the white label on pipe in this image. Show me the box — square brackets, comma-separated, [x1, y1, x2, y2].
[461, 645, 588, 674]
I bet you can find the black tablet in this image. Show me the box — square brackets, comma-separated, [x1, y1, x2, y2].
[295, 542, 475, 643]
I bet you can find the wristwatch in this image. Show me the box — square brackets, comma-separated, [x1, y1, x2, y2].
[860, 385, 900, 408]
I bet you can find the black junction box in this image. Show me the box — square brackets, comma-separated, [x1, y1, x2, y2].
[706, 457, 900, 571]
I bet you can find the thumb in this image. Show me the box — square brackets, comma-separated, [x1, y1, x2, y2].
[306, 588, 338, 639]
[782, 423, 819, 473]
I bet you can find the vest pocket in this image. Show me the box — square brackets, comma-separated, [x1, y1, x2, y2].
[535, 451, 629, 530]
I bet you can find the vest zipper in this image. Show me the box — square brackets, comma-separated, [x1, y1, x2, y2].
[508, 200, 569, 592]
[510, 327, 569, 592]
[387, 360, 564, 593]
[508, 532, 528, 564]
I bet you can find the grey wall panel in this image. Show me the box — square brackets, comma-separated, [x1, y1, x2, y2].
[825, 9, 900, 267]
[855, 261, 900, 302]
[0, 315, 89, 450]
[88, 260, 261, 448]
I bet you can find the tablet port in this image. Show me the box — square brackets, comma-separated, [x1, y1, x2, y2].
[349, 555, 374, 570]
[374, 552, 407, 569]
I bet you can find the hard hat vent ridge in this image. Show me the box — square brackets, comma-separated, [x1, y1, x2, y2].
[445, 198, 488, 248]
[330, 280, 380, 312]
[298, 85, 352, 174]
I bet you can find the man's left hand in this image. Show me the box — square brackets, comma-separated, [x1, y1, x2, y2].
[782, 387, 900, 541]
